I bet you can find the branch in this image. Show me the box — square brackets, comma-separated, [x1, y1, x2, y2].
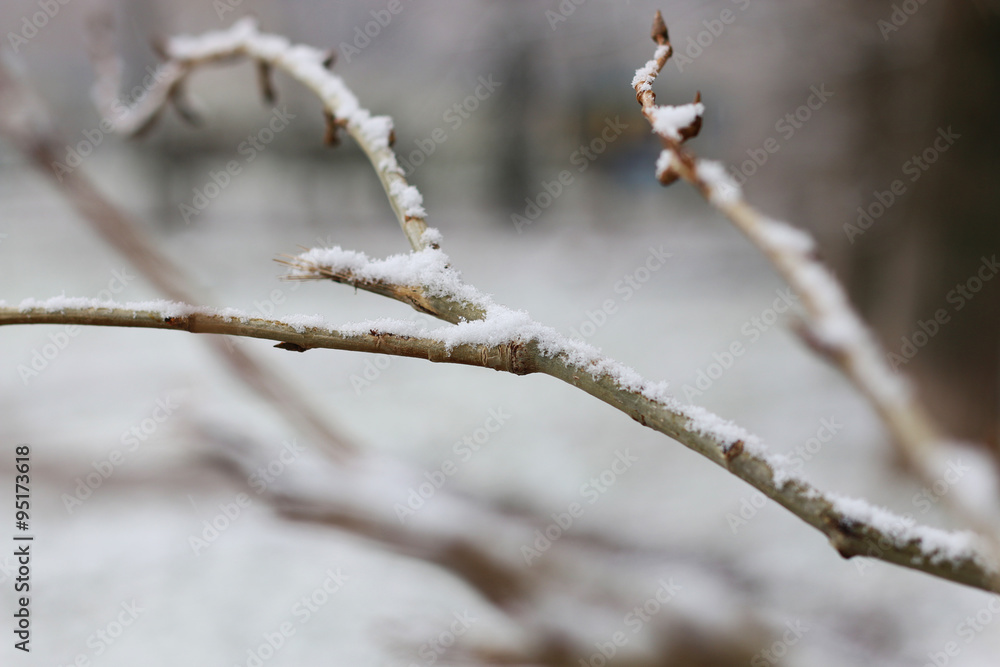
[2, 296, 997, 592]
[632, 11, 1000, 556]
[0, 299, 532, 375]
[0, 56, 357, 460]
[191, 425, 764, 665]
[278, 245, 485, 325]
[91, 17, 432, 252]
[9, 16, 999, 594]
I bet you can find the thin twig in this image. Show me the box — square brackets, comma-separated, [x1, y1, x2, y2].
[0, 59, 357, 459]
[92, 17, 432, 252]
[631, 10, 1000, 562]
[5, 17, 999, 594]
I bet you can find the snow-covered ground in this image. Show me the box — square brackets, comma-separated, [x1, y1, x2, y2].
[1, 133, 999, 665]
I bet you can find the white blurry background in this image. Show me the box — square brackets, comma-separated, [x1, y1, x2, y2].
[1, 1, 999, 665]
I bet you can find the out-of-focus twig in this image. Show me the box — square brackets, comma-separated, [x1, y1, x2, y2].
[0, 59, 356, 459]
[193, 424, 766, 667]
[3, 18, 999, 596]
[89, 16, 432, 253]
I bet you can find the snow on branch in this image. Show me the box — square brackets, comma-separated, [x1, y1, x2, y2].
[4, 16, 996, 594]
[631, 11, 1000, 562]
[280, 243, 488, 325]
[89, 16, 432, 251]
[0, 53, 357, 458]
[3, 293, 998, 592]
[0, 297, 533, 374]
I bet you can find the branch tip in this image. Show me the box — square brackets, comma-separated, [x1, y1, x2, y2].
[652, 11, 669, 45]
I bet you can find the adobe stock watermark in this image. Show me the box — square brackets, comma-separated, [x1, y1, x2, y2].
[727, 417, 842, 534]
[726, 84, 833, 188]
[248, 439, 306, 494]
[350, 313, 437, 394]
[545, 0, 590, 30]
[887, 254, 997, 370]
[249, 282, 304, 321]
[223, 260, 335, 353]
[50, 68, 176, 182]
[682, 288, 798, 402]
[405, 611, 478, 667]
[234, 566, 350, 667]
[219, 233, 342, 356]
[920, 595, 1000, 667]
[187, 495, 252, 556]
[336, 0, 414, 63]
[521, 449, 638, 565]
[0, 556, 18, 586]
[61, 394, 181, 513]
[17, 267, 136, 385]
[189, 439, 305, 555]
[179, 106, 297, 223]
[7, 0, 73, 53]
[397, 74, 502, 176]
[568, 246, 672, 343]
[750, 619, 809, 667]
[672, 0, 753, 72]
[844, 126, 959, 243]
[511, 115, 628, 233]
[878, 0, 934, 41]
[579, 578, 682, 667]
[54, 599, 144, 667]
[393, 408, 512, 523]
[852, 514, 918, 577]
[912, 459, 971, 515]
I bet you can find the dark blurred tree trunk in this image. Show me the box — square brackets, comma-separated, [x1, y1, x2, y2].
[844, 2, 1000, 448]
[912, 2, 1000, 448]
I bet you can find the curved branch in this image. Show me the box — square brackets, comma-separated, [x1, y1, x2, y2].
[93, 17, 432, 252]
[632, 10, 1000, 563]
[1, 298, 996, 592]
[0, 57, 357, 459]
[0, 301, 532, 375]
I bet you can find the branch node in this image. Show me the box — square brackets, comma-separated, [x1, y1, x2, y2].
[275, 342, 310, 352]
[723, 439, 744, 464]
[323, 109, 345, 147]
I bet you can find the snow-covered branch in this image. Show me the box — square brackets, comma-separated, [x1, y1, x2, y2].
[90, 16, 432, 252]
[2, 294, 997, 592]
[0, 56, 356, 459]
[4, 15, 998, 595]
[280, 241, 485, 325]
[632, 11, 1000, 557]
[0, 298, 534, 375]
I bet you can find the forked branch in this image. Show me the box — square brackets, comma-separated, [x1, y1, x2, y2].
[2, 16, 998, 593]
